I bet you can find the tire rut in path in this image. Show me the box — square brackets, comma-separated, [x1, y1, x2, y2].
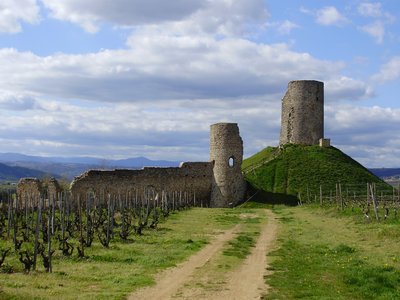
[207, 209, 278, 299]
[127, 224, 240, 300]
[127, 209, 278, 300]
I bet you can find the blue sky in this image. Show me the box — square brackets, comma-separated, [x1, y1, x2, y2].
[0, 0, 399, 167]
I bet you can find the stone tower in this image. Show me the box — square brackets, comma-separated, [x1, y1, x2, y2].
[279, 80, 324, 145]
[210, 123, 246, 208]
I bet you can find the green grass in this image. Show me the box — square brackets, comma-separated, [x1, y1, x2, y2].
[223, 233, 257, 259]
[242, 146, 277, 171]
[265, 205, 400, 299]
[243, 144, 390, 198]
[0, 207, 265, 299]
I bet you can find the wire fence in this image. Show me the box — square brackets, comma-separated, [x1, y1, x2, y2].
[298, 182, 400, 221]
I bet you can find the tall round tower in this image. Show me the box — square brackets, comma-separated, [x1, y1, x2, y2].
[210, 123, 246, 208]
[279, 80, 324, 145]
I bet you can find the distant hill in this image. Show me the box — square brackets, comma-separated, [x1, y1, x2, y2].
[369, 168, 400, 178]
[3, 161, 98, 181]
[0, 152, 181, 180]
[0, 162, 50, 181]
[242, 144, 390, 202]
[0, 152, 180, 167]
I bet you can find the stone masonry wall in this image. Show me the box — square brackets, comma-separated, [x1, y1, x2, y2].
[70, 123, 247, 208]
[17, 177, 62, 207]
[279, 80, 324, 145]
[17, 178, 42, 207]
[70, 162, 213, 206]
[48, 178, 62, 201]
[210, 123, 246, 208]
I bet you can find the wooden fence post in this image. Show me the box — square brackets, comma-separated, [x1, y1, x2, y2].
[33, 195, 43, 271]
[369, 184, 379, 221]
[320, 185, 323, 206]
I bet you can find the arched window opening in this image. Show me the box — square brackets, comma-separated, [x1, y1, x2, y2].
[228, 156, 235, 168]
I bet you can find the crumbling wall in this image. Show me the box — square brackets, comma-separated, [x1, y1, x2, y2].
[17, 178, 42, 207]
[17, 177, 63, 207]
[280, 80, 324, 145]
[48, 178, 62, 202]
[69, 122, 246, 208]
[210, 123, 246, 207]
[70, 162, 213, 206]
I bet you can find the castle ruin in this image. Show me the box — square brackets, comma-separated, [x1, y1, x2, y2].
[16, 79, 329, 207]
[17, 177, 62, 207]
[70, 123, 246, 208]
[16, 178, 42, 206]
[280, 80, 325, 146]
[210, 123, 247, 207]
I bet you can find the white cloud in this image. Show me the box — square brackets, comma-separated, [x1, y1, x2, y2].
[358, 2, 383, 17]
[357, 2, 395, 43]
[327, 105, 399, 131]
[360, 21, 385, 43]
[357, 2, 395, 22]
[0, 0, 40, 33]
[372, 56, 400, 83]
[266, 20, 299, 35]
[41, 0, 205, 33]
[278, 20, 299, 35]
[161, 0, 268, 37]
[315, 6, 348, 26]
[325, 77, 373, 101]
[41, 0, 267, 36]
[325, 105, 400, 167]
[0, 36, 368, 104]
[0, 91, 38, 110]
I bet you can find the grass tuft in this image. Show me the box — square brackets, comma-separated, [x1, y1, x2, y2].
[223, 234, 256, 259]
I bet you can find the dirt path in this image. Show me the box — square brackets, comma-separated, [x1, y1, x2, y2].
[127, 209, 278, 300]
[127, 224, 240, 300]
[209, 209, 278, 299]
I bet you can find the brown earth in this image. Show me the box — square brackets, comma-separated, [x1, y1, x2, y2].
[127, 209, 278, 300]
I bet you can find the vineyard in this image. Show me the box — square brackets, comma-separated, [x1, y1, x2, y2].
[0, 187, 197, 274]
[298, 182, 400, 221]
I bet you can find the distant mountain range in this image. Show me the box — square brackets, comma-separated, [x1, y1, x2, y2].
[369, 168, 400, 179]
[0, 153, 181, 181]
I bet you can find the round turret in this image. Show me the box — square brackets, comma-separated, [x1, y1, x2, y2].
[210, 123, 246, 207]
[279, 80, 324, 145]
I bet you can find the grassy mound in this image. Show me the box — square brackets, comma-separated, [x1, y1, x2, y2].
[243, 144, 389, 199]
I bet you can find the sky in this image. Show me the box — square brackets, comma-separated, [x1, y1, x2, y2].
[0, 0, 399, 167]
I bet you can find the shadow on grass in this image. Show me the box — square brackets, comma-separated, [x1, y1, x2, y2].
[239, 182, 299, 207]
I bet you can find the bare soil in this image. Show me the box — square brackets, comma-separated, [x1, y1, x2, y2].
[127, 209, 278, 300]
[207, 209, 278, 299]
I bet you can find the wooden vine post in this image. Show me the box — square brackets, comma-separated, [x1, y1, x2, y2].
[33, 195, 43, 271]
[369, 183, 379, 221]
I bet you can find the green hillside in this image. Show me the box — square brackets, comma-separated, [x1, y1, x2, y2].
[243, 144, 390, 200]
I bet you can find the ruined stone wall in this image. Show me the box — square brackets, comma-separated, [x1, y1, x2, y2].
[70, 162, 213, 205]
[210, 123, 246, 208]
[70, 122, 247, 208]
[48, 178, 62, 201]
[279, 80, 324, 145]
[16, 178, 42, 207]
